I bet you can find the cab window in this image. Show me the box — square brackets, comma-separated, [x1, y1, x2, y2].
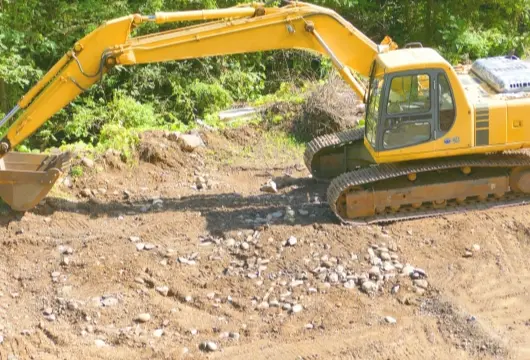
[438, 73, 456, 132]
[382, 73, 432, 150]
[387, 74, 431, 114]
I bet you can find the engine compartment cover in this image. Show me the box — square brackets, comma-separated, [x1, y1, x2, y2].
[471, 56, 530, 93]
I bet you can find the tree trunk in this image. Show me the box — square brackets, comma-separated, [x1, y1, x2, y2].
[0, 79, 8, 114]
[424, 0, 434, 46]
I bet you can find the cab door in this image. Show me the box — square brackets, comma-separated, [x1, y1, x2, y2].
[377, 70, 437, 156]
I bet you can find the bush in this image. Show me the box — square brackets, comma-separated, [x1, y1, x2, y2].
[188, 80, 233, 116]
[96, 123, 139, 161]
[220, 68, 265, 101]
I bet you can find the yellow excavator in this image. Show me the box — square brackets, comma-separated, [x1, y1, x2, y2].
[2, 2, 530, 224]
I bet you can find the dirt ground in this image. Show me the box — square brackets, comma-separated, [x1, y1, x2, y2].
[0, 127, 529, 360]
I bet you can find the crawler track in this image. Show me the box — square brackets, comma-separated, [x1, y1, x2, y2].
[327, 153, 530, 224]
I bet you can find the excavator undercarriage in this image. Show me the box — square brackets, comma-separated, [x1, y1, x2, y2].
[306, 129, 530, 224]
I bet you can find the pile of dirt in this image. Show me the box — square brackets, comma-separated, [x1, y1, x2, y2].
[137, 130, 198, 169]
[294, 74, 365, 140]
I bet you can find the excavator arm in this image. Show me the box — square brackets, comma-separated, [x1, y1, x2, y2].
[0, 1, 388, 153]
[0, 1, 392, 211]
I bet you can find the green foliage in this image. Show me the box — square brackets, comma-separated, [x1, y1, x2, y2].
[96, 123, 139, 161]
[70, 165, 84, 178]
[220, 66, 265, 101]
[188, 80, 233, 116]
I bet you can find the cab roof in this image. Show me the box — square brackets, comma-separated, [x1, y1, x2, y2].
[376, 48, 451, 73]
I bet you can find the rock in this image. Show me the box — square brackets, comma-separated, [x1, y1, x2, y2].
[260, 180, 278, 194]
[304, 323, 314, 330]
[257, 301, 269, 310]
[391, 284, 400, 294]
[240, 242, 250, 250]
[382, 262, 395, 272]
[269, 300, 280, 307]
[402, 265, 415, 276]
[385, 316, 397, 324]
[44, 314, 56, 322]
[178, 134, 205, 152]
[167, 131, 180, 142]
[156, 286, 169, 296]
[81, 157, 94, 168]
[413, 279, 429, 289]
[282, 303, 292, 311]
[144, 243, 156, 250]
[153, 329, 164, 337]
[94, 339, 107, 348]
[298, 209, 309, 216]
[58, 245, 74, 254]
[61, 256, 70, 266]
[51, 271, 60, 278]
[472, 244, 481, 252]
[355, 103, 366, 114]
[388, 241, 398, 252]
[101, 297, 119, 307]
[361, 280, 378, 294]
[327, 272, 339, 283]
[380, 252, 391, 261]
[225, 238, 236, 247]
[135, 313, 151, 323]
[284, 207, 296, 223]
[195, 176, 207, 190]
[368, 266, 381, 277]
[189, 329, 198, 335]
[129, 236, 140, 242]
[463, 250, 473, 258]
[290, 304, 303, 314]
[286, 236, 297, 246]
[199, 341, 218, 352]
[229, 332, 240, 340]
[414, 268, 427, 278]
[344, 280, 356, 289]
[43, 308, 53, 316]
[136, 243, 145, 251]
[80, 188, 92, 197]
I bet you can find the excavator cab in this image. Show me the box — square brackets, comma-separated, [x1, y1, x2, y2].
[364, 49, 458, 161]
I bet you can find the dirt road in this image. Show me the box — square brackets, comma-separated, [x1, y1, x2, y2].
[0, 128, 528, 360]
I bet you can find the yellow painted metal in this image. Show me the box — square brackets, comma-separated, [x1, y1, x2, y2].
[507, 99, 530, 144]
[487, 101, 507, 145]
[151, 7, 258, 24]
[17, 53, 71, 109]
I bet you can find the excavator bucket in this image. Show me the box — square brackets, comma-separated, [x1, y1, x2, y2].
[0, 151, 72, 211]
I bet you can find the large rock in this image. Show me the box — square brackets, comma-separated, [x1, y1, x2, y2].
[178, 134, 205, 152]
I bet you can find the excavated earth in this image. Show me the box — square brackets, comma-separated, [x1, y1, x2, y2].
[0, 127, 529, 360]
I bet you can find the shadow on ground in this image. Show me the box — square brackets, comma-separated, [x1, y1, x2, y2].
[19, 177, 338, 233]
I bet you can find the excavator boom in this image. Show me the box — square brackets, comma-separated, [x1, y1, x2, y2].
[0, 1, 391, 211]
